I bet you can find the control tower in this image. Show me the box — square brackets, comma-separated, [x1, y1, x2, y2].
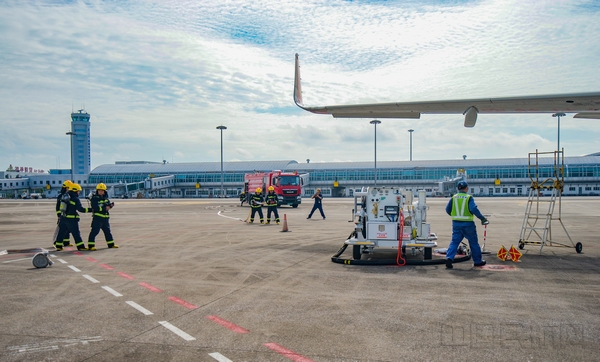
[70, 109, 91, 175]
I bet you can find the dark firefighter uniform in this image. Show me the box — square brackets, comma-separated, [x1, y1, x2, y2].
[88, 183, 118, 250]
[265, 187, 280, 224]
[239, 192, 246, 206]
[55, 183, 90, 251]
[249, 188, 264, 224]
[54, 180, 72, 247]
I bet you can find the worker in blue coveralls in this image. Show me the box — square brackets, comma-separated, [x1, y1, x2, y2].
[307, 188, 326, 220]
[445, 181, 489, 269]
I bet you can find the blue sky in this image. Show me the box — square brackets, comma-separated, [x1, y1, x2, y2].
[1, 0, 599, 171]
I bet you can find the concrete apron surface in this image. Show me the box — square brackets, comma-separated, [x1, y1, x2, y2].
[0, 197, 598, 361]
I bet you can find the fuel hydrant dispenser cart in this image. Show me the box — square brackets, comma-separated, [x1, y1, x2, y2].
[332, 187, 472, 266]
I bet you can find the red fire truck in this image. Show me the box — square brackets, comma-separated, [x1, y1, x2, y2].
[243, 170, 303, 208]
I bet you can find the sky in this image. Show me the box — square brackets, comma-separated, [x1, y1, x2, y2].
[1, 0, 599, 172]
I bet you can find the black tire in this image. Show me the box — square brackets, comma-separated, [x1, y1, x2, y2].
[575, 242, 583, 253]
[518, 241, 525, 250]
[353, 245, 362, 260]
[32, 253, 49, 268]
[292, 204, 298, 208]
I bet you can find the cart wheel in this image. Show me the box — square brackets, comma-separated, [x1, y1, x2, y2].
[575, 242, 583, 254]
[518, 242, 525, 250]
[353, 245, 362, 260]
[32, 253, 49, 268]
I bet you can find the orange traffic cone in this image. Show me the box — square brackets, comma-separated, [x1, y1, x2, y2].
[280, 214, 290, 232]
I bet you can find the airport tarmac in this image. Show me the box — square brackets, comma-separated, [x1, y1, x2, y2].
[0, 196, 599, 362]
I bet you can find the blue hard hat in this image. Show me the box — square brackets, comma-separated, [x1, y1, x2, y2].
[457, 181, 468, 190]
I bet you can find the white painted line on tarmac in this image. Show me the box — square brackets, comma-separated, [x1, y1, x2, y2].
[102, 286, 123, 297]
[209, 352, 233, 362]
[68, 265, 81, 272]
[217, 210, 244, 221]
[57, 258, 68, 264]
[158, 321, 196, 341]
[82, 274, 99, 283]
[2, 258, 30, 263]
[126, 301, 153, 315]
[13, 344, 59, 353]
[7, 336, 102, 355]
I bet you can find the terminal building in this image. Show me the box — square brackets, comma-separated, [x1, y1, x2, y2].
[2, 110, 600, 198]
[3, 155, 600, 199]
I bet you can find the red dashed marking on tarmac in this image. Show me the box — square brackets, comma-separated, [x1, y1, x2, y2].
[85, 257, 98, 262]
[206, 315, 249, 334]
[99, 264, 115, 270]
[117, 272, 135, 280]
[168, 296, 198, 309]
[73, 251, 83, 256]
[263, 343, 314, 362]
[139, 282, 162, 292]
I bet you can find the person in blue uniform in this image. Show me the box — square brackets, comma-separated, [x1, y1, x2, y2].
[249, 187, 265, 224]
[307, 188, 326, 219]
[55, 183, 90, 251]
[445, 181, 489, 269]
[88, 183, 118, 250]
[265, 186, 280, 224]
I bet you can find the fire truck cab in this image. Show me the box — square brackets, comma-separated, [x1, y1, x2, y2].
[243, 170, 303, 208]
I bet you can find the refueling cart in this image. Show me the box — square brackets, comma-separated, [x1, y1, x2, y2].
[332, 186, 471, 266]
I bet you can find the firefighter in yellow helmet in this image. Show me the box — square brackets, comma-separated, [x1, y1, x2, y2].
[265, 186, 280, 224]
[87, 183, 118, 250]
[54, 183, 91, 251]
[249, 187, 265, 224]
[54, 180, 73, 247]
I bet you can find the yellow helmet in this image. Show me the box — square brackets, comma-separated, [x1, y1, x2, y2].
[62, 180, 72, 188]
[255, 187, 262, 193]
[96, 183, 107, 190]
[70, 183, 82, 192]
[268, 186, 275, 191]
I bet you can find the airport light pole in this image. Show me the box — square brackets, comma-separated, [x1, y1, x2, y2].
[370, 120, 381, 187]
[552, 113, 566, 152]
[66, 131, 77, 183]
[408, 129, 414, 161]
[216, 125, 227, 198]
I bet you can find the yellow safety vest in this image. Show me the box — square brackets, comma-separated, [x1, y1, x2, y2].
[450, 193, 474, 221]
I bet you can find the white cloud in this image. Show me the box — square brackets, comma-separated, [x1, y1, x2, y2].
[0, 0, 599, 171]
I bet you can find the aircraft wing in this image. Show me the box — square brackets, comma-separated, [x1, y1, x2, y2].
[293, 54, 600, 127]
